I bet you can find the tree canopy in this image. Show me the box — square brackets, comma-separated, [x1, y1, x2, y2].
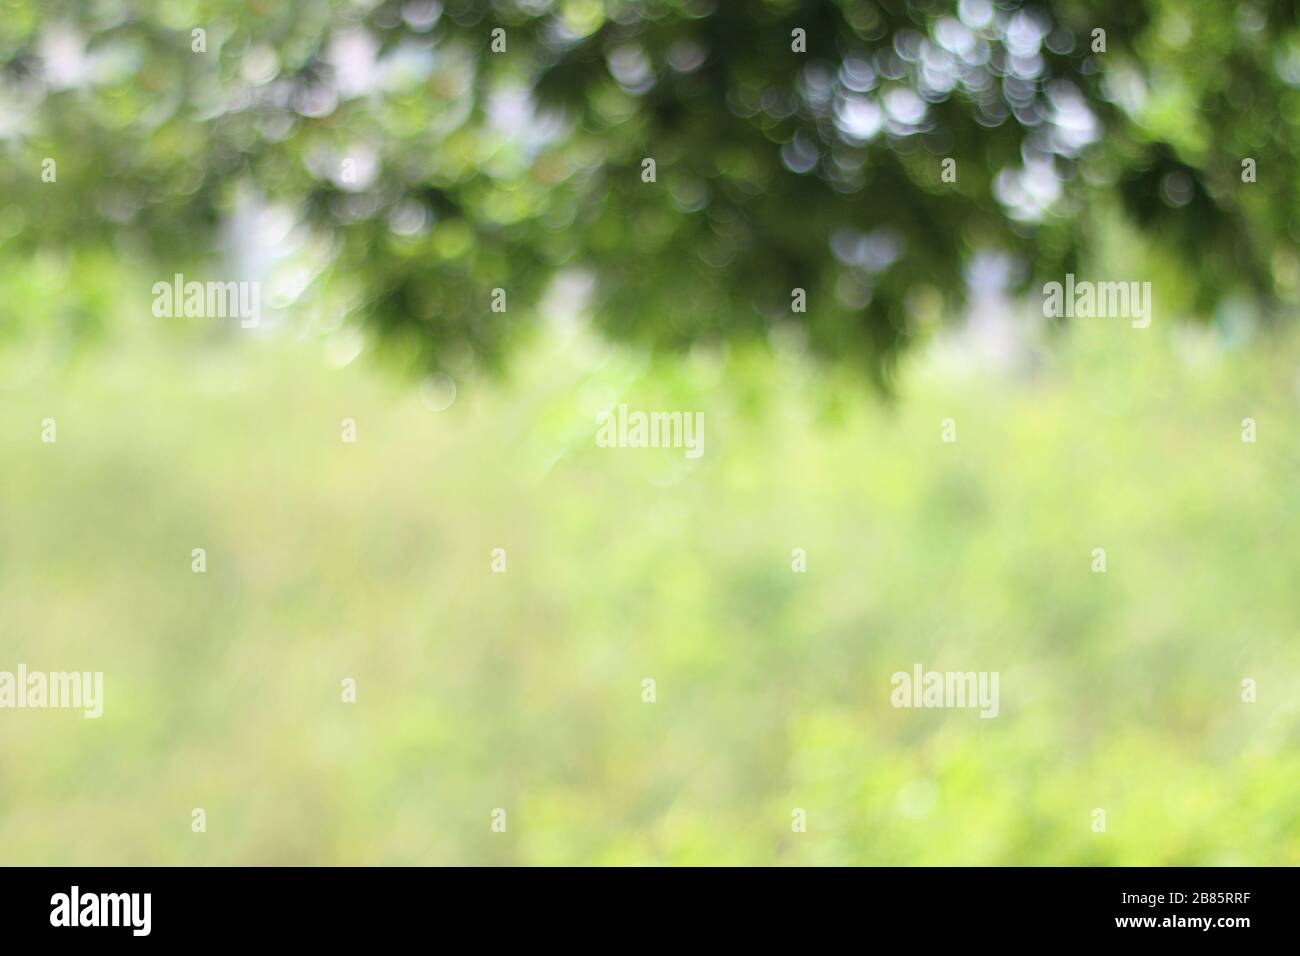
[3, 0, 1297, 382]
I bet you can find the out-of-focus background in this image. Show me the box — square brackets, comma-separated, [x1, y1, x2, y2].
[4, 273, 1300, 865]
[3, 1, 1300, 864]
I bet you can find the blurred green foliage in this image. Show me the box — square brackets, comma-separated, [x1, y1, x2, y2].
[1, 265, 1298, 863]
[4, 0, 1300, 382]
[2, 0, 1299, 866]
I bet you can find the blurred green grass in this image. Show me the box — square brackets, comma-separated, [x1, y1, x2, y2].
[1, 306, 1299, 865]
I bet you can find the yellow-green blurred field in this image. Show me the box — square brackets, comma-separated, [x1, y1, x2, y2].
[2, 305, 1299, 865]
